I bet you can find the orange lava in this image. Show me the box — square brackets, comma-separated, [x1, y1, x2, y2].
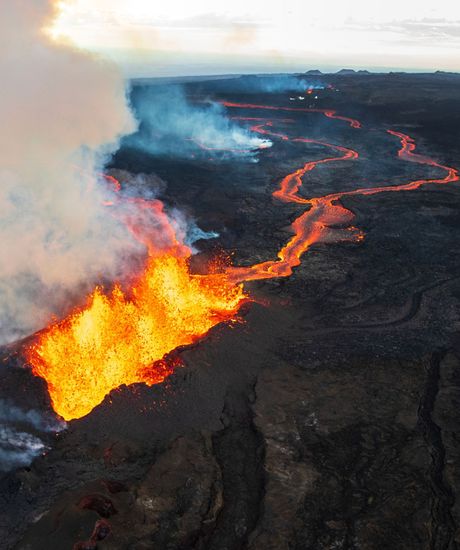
[27, 251, 245, 420]
[26, 176, 246, 420]
[27, 99, 459, 421]
[222, 102, 458, 283]
[220, 101, 362, 128]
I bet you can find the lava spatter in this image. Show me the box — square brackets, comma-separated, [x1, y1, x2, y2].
[27, 251, 246, 421]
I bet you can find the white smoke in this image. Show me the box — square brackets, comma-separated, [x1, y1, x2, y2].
[169, 207, 219, 251]
[0, 398, 65, 472]
[0, 399, 65, 433]
[107, 169, 219, 251]
[201, 74, 325, 93]
[127, 85, 271, 160]
[0, 1, 145, 344]
[0, 427, 46, 472]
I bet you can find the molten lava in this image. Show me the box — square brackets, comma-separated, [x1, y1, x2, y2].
[220, 101, 362, 128]
[27, 253, 245, 420]
[27, 98, 459, 422]
[222, 102, 458, 283]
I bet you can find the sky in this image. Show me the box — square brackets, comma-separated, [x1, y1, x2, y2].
[50, 0, 460, 76]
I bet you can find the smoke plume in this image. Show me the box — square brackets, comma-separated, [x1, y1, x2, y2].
[125, 85, 271, 160]
[0, 398, 65, 432]
[0, 1, 147, 344]
[0, 427, 46, 472]
[0, 398, 65, 472]
[241, 75, 325, 93]
[195, 74, 325, 94]
[108, 169, 219, 251]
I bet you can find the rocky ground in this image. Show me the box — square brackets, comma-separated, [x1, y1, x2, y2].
[1, 73, 460, 549]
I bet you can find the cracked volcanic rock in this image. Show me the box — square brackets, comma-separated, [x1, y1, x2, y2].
[2, 72, 460, 549]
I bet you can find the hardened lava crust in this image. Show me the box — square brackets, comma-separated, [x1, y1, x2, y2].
[2, 72, 460, 549]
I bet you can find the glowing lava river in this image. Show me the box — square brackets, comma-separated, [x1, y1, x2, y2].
[26, 101, 459, 421]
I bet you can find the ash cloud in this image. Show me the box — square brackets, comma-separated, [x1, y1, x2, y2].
[0, 2, 156, 344]
[125, 85, 271, 160]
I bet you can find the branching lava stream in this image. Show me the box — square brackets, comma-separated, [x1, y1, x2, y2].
[222, 102, 458, 282]
[26, 100, 459, 421]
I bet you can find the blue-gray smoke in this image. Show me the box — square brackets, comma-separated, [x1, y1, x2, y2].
[0, 399, 66, 472]
[242, 75, 325, 93]
[124, 85, 271, 160]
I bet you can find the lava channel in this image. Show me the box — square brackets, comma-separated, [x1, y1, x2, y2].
[221, 102, 458, 283]
[26, 101, 458, 421]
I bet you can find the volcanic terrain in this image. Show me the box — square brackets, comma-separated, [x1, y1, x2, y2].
[2, 72, 460, 549]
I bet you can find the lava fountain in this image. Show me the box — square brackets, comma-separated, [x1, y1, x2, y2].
[26, 184, 246, 421]
[26, 100, 459, 422]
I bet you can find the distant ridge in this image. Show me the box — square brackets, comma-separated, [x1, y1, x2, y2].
[305, 69, 323, 75]
[336, 69, 356, 75]
[435, 70, 458, 75]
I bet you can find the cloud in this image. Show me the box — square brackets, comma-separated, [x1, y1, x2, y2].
[153, 13, 261, 30]
[48, 1, 460, 72]
[343, 17, 460, 42]
[0, 1, 140, 344]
